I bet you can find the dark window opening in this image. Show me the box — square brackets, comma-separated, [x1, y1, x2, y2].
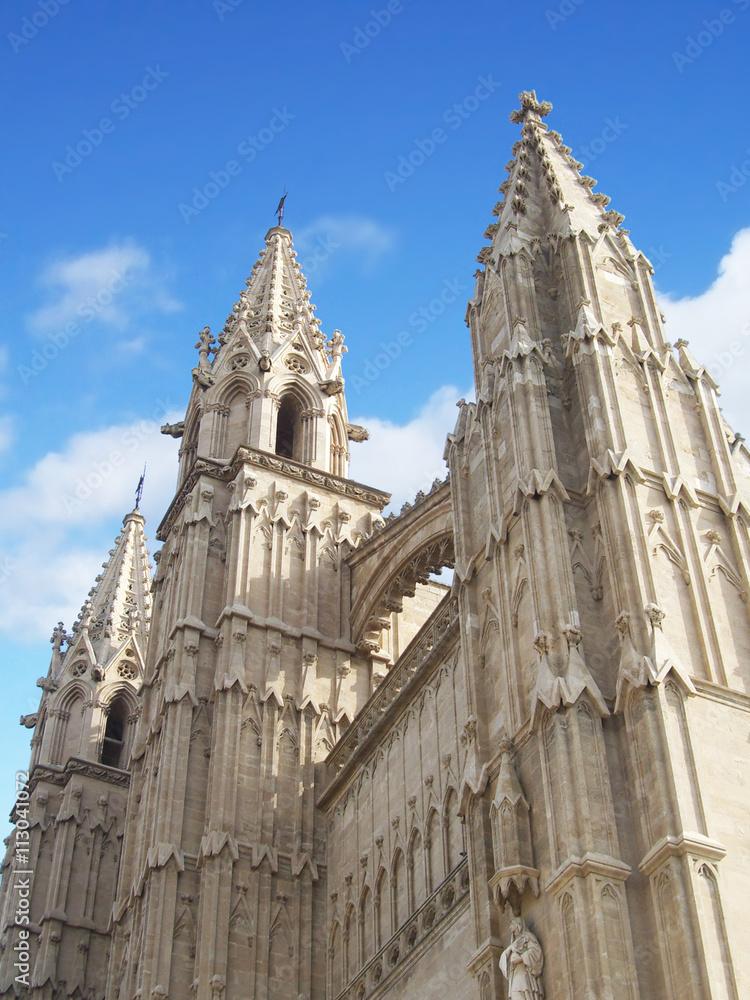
[101, 699, 127, 768]
[275, 396, 301, 460]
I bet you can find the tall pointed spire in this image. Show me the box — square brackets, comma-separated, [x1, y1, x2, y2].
[171, 223, 363, 484]
[483, 90, 627, 258]
[219, 225, 327, 362]
[69, 508, 152, 669]
[467, 90, 666, 382]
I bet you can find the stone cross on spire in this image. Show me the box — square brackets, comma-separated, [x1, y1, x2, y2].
[195, 325, 217, 370]
[509, 90, 553, 126]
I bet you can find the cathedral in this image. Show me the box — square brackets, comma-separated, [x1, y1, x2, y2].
[2, 91, 749, 1000]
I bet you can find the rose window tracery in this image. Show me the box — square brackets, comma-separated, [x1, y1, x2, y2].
[284, 355, 308, 375]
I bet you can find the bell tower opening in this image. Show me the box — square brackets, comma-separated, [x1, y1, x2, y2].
[101, 697, 127, 768]
[275, 394, 303, 461]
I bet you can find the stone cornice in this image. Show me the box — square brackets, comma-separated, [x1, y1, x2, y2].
[545, 852, 631, 895]
[639, 833, 727, 877]
[466, 936, 505, 976]
[231, 446, 390, 508]
[157, 448, 390, 541]
[693, 678, 750, 713]
[28, 757, 130, 793]
[214, 606, 358, 654]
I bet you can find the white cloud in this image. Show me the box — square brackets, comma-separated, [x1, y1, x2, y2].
[27, 241, 182, 336]
[0, 409, 181, 641]
[350, 385, 469, 510]
[294, 214, 397, 280]
[658, 227, 750, 434]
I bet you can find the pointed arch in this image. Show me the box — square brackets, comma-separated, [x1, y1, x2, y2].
[343, 902, 356, 985]
[267, 374, 321, 411]
[407, 826, 425, 912]
[358, 883, 373, 967]
[214, 370, 259, 407]
[211, 372, 259, 459]
[443, 787, 462, 873]
[275, 393, 304, 461]
[49, 681, 90, 765]
[98, 684, 139, 768]
[425, 807, 440, 893]
[100, 696, 129, 768]
[374, 866, 389, 953]
[329, 920, 342, 999]
[480, 970, 492, 1000]
[97, 681, 138, 715]
[391, 847, 407, 933]
[268, 376, 326, 465]
[56, 678, 91, 710]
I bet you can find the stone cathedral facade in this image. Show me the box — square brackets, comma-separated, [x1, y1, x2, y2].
[1, 91, 749, 1000]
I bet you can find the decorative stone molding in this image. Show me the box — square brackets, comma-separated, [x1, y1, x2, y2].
[534, 625, 608, 719]
[336, 860, 469, 1000]
[327, 595, 459, 778]
[545, 851, 631, 896]
[615, 604, 695, 712]
[489, 743, 540, 914]
[639, 832, 726, 878]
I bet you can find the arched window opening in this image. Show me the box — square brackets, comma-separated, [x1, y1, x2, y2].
[101, 698, 128, 768]
[275, 395, 302, 461]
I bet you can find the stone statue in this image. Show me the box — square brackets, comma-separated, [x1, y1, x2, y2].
[499, 918, 544, 1000]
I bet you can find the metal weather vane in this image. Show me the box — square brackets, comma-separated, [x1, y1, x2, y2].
[135, 465, 146, 510]
[275, 188, 287, 226]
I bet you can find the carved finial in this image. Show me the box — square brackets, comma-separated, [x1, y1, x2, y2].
[645, 602, 666, 629]
[509, 90, 552, 125]
[194, 326, 216, 370]
[50, 621, 67, 653]
[326, 330, 347, 361]
[614, 610, 631, 637]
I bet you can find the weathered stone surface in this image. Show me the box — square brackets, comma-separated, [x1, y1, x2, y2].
[2, 94, 749, 1000]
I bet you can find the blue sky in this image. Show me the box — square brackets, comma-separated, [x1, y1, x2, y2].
[1, 0, 750, 823]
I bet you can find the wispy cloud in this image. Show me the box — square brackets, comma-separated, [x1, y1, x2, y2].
[0, 408, 181, 641]
[27, 241, 182, 336]
[294, 214, 397, 280]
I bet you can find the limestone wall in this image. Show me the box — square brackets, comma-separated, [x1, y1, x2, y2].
[321, 600, 470, 999]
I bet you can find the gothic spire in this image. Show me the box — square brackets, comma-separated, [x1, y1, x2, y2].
[173, 223, 361, 480]
[480, 90, 628, 259]
[216, 226, 328, 366]
[68, 508, 152, 670]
